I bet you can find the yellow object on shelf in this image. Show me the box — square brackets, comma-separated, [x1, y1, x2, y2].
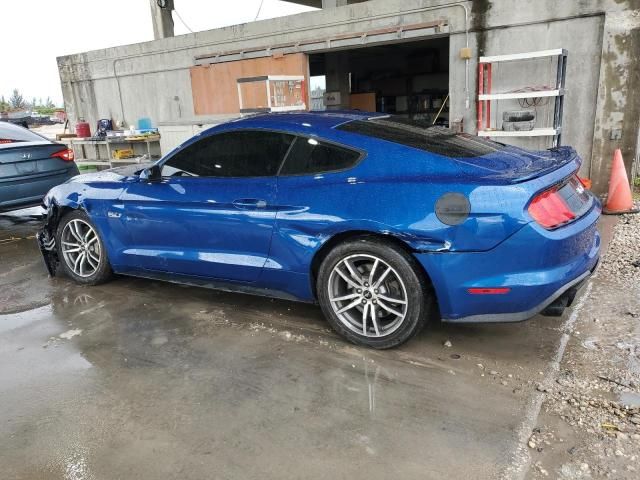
[113, 148, 134, 159]
[124, 134, 161, 142]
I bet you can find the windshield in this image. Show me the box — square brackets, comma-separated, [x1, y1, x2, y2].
[337, 116, 505, 158]
[0, 122, 49, 144]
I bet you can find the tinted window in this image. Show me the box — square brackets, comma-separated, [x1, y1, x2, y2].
[0, 122, 48, 144]
[163, 130, 294, 177]
[279, 137, 361, 175]
[337, 116, 505, 158]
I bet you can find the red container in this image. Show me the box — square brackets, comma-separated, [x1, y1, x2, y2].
[75, 121, 91, 138]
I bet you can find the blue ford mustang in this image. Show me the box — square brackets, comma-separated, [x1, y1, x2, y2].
[38, 112, 600, 348]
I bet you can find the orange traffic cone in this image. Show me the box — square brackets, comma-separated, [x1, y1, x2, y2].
[603, 149, 638, 215]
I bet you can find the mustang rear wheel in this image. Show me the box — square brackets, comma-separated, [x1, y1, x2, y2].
[317, 237, 432, 349]
[57, 210, 112, 285]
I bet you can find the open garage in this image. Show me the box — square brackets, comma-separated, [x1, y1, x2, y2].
[309, 36, 450, 124]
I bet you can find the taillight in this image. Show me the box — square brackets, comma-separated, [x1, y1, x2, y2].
[51, 148, 75, 162]
[528, 184, 577, 229]
[0, 139, 14, 144]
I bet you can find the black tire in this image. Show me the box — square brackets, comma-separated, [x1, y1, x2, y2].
[502, 110, 536, 122]
[56, 210, 113, 285]
[317, 236, 432, 349]
[502, 120, 536, 131]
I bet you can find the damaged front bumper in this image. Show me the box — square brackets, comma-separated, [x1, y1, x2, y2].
[36, 207, 60, 276]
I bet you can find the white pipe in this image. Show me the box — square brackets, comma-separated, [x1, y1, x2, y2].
[442, 3, 470, 109]
[68, 1, 474, 117]
[65, 1, 472, 68]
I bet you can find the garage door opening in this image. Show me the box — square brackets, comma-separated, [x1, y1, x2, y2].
[309, 37, 449, 125]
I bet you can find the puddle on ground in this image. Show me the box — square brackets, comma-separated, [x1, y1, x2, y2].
[618, 391, 640, 408]
[0, 305, 53, 334]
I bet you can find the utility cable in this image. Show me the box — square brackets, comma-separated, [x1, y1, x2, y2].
[254, 0, 265, 21]
[174, 8, 194, 33]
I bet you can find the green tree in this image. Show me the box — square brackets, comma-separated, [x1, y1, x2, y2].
[0, 95, 8, 112]
[9, 89, 25, 109]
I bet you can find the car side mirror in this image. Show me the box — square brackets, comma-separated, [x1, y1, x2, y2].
[139, 164, 162, 183]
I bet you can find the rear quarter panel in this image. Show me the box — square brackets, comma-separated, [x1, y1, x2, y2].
[270, 128, 584, 301]
[272, 134, 530, 267]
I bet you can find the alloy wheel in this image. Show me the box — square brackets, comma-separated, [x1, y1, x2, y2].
[327, 254, 408, 338]
[60, 219, 101, 278]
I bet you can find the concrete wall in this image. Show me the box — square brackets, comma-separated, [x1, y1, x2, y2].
[450, 15, 604, 176]
[58, 0, 640, 194]
[460, 0, 640, 192]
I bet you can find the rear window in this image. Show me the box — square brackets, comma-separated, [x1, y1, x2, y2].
[0, 122, 47, 144]
[280, 137, 361, 175]
[337, 116, 505, 158]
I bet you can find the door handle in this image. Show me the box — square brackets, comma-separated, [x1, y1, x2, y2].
[232, 198, 267, 209]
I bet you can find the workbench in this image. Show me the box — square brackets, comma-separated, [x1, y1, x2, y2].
[63, 136, 161, 168]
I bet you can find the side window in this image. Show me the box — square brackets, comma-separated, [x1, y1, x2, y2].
[162, 130, 294, 178]
[279, 137, 361, 176]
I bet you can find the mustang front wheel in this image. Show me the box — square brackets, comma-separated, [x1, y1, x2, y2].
[57, 210, 113, 285]
[317, 237, 432, 349]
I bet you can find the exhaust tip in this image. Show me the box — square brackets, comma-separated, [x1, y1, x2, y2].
[540, 283, 583, 317]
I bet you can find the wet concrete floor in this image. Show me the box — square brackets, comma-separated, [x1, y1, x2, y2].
[0, 208, 608, 479]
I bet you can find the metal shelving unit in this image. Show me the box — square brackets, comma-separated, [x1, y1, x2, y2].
[63, 137, 161, 169]
[477, 49, 568, 146]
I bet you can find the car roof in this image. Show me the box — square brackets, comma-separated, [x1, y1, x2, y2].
[232, 111, 387, 130]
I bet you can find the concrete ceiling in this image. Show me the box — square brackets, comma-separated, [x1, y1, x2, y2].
[281, 0, 322, 7]
[282, 0, 370, 8]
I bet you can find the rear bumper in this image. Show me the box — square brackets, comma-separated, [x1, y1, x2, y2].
[0, 167, 78, 212]
[416, 203, 601, 323]
[0, 196, 44, 212]
[444, 262, 596, 323]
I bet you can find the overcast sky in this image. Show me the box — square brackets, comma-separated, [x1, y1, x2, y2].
[0, 0, 316, 107]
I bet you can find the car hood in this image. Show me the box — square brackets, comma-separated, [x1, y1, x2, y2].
[68, 162, 153, 184]
[451, 146, 579, 184]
